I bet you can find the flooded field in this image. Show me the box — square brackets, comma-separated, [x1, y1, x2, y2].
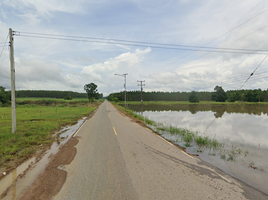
[127, 103, 268, 195]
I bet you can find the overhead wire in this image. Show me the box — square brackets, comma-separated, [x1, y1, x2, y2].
[159, 23, 268, 76]
[201, 7, 268, 47]
[200, 7, 268, 135]
[0, 33, 9, 59]
[220, 69, 268, 84]
[148, 7, 268, 76]
[239, 54, 268, 89]
[16, 32, 268, 54]
[17, 31, 268, 52]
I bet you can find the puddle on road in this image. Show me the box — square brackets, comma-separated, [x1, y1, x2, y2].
[0, 117, 86, 200]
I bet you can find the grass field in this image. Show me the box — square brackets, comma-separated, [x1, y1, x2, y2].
[0, 103, 98, 171]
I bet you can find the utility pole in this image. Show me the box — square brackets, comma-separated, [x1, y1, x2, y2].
[9, 28, 16, 133]
[115, 73, 128, 111]
[137, 80, 145, 113]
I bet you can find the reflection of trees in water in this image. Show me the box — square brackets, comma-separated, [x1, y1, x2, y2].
[213, 105, 227, 118]
[188, 104, 198, 114]
[126, 103, 268, 116]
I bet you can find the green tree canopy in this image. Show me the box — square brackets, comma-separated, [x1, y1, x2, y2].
[84, 83, 99, 101]
[211, 86, 227, 102]
[189, 91, 199, 103]
[227, 92, 241, 102]
[0, 86, 10, 105]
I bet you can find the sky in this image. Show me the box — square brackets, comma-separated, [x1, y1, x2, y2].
[1, 0, 268, 96]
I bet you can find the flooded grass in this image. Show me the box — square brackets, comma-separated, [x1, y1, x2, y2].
[146, 120, 251, 163]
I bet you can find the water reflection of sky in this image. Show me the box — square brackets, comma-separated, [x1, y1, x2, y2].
[142, 110, 268, 148]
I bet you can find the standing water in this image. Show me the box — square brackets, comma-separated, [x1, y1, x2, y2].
[128, 103, 268, 195]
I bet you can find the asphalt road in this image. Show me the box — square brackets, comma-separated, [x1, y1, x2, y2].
[53, 100, 267, 200]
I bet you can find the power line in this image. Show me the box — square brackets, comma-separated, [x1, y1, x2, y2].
[201, 5, 268, 135]
[203, 7, 268, 47]
[239, 54, 268, 89]
[149, 7, 268, 76]
[17, 31, 268, 52]
[16, 32, 268, 54]
[221, 24, 268, 48]
[0, 33, 9, 59]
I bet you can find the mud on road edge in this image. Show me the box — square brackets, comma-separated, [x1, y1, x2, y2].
[0, 107, 99, 200]
[18, 137, 79, 200]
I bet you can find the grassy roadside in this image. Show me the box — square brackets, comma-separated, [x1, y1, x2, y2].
[0, 101, 101, 173]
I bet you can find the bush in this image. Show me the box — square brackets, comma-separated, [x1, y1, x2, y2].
[113, 97, 119, 103]
[64, 96, 72, 100]
[189, 91, 199, 103]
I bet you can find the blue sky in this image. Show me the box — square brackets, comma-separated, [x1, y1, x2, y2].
[1, 0, 268, 96]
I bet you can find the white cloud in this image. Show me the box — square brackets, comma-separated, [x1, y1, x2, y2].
[82, 48, 151, 79]
[19, 13, 41, 25]
[1, 0, 268, 95]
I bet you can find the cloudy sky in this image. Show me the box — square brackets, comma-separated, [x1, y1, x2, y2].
[1, 0, 268, 96]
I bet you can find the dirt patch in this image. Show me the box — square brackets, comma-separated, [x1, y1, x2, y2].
[18, 137, 79, 200]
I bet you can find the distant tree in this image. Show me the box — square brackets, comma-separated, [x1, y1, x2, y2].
[64, 95, 72, 100]
[212, 86, 227, 102]
[189, 91, 199, 103]
[84, 83, 99, 101]
[227, 92, 241, 102]
[243, 90, 253, 102]
[254, 89, 265, 102]
[0, 86, 9, 105]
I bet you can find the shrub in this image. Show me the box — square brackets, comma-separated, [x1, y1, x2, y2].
[64, 96, 72, 100]
[113, 97, 119, 103]
[189, 91, 199, 103]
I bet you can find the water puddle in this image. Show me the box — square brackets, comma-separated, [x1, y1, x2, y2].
[0, 117, 87, 200]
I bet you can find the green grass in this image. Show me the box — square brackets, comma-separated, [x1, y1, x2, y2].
[0, 104, 97, 169]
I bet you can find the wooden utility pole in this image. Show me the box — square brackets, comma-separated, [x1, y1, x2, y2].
[9, 28, 16, 133]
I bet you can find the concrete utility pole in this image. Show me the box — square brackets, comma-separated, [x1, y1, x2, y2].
[115, 73, 128, 111]
[9, 28, 16, 133]
[137, 80, 145, 114]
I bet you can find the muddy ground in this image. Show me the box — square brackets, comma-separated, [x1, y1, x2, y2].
[15, 137, 79, 200]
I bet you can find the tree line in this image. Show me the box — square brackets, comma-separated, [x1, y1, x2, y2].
[107, 86, 268, 103]
[15, 90, 88, 98]
[0, 82, 105, 106]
